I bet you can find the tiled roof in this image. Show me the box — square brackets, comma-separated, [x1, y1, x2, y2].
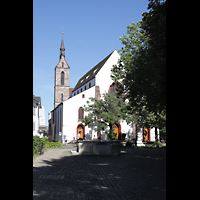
[72, 50, 114, 92]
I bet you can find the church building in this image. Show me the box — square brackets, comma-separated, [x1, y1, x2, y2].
[48, 35, 158, 145]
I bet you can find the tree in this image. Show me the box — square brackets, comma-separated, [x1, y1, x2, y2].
[141, 0, 166, 114]
[81, 93, 127, 140]
[111, 0, 166, 146]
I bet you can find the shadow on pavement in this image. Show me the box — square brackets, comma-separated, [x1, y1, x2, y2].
[33, 148, 166, 199]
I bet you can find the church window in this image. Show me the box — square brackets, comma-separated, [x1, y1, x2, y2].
[61, 93, 63, 101]
[78, 107, 84, 121]
[109, 85, 115, 95]
[61, 71, 64, 85]
[62, 62, 64, 68]
[108, 82, 124, 102]
[81, 88, 82, 92]
[77, 90, 79, 94]
[85, 85, 87, 90]
[89, 82, 91, 88]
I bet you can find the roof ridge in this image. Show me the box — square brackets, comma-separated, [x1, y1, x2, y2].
[72, 50, 114, 92]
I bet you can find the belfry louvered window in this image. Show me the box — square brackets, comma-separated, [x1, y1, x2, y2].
[61, 71, 64, 85]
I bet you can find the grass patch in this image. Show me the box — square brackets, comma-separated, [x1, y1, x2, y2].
[137, 144, 166, 149]
[33, 148, 50, 159]
[121, 142, 166, 149]
[33, 154, 39, 159]
[67, 150, 72, 154]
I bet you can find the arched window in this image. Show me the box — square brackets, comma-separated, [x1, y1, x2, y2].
[61, 71, 64, 85]
[89, 82, 91, 88]
[108, 82, 124, 102]
[81, 88, 82, 92]
[85, 85, 87, 90]
[109, 84, 115, 95]
[78, 107, 84, 121]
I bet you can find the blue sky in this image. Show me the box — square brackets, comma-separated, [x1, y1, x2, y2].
[33, 0, 149, 126]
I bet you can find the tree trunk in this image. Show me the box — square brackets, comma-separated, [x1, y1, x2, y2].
[155, 127, 159, 148]
[155, 113, 159, 148]
[108, 123, 114, 140]
[135, 124, 138, 148]
[109, 123, 112, 134]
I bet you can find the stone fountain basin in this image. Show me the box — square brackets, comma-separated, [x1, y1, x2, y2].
[77, 140, 121, 155]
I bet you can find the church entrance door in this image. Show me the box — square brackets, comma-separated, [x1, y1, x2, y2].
[143, 127, 149, 141]
[112, 124, 119, 140]
[77, 124, 85, 140]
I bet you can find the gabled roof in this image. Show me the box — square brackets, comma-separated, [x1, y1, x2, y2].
[72, 50, 114, 92]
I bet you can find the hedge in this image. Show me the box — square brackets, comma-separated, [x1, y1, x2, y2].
[33, 136, 62, 156]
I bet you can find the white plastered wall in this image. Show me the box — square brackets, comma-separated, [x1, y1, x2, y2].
[63, 86, 96, 141]
[96, 50, 121, 95]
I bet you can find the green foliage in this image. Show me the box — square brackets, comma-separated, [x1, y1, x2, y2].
[33, 136, 62, 156]
[41, 137, 48, 142]
[126, 140, 133, 147]
[33, 136, 42, 155]
[81, 93, 127, 139]
[106, 128, 116, 140]
[111, 0, 166, 131]
[40, 137, 49, 148]
[47, 141, 62, 148]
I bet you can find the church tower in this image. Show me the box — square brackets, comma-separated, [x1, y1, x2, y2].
[54, 33, 70, 108]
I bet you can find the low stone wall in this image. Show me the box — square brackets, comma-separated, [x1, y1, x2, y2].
[77, 140, 121, 155]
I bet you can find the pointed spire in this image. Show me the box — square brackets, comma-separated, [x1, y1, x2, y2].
[60, 32, 65, 50]
[60, 32, 65, 60]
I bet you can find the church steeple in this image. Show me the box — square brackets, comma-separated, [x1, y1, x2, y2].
[60, 32, 65, 60]
[54, 32, 70, 108]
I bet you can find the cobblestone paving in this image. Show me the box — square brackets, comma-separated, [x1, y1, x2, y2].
[33, 145, 166, 199]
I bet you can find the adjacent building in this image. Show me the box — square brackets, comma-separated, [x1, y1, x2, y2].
[33, 95, 41, 136]
[33, 96, 48, 137]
